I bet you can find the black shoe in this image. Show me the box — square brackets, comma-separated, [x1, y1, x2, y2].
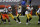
[38, 23, 40, 25]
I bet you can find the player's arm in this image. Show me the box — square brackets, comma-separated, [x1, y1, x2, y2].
[36, 10, 39, 16]
[30, 7, 33, 11]
[26, 7, 28, 9]
[31, 7, 33, 10]
[36, 12, 38, 16]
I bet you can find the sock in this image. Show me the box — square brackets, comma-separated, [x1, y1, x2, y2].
[14, 18, 16, 21]
[8, 19, 10, 22]
[29, 18, 32, 21]
[17, 17, 20, 22]
[1, 19, 4, 22]
[39, 16, 40, 22]
[4, 19, 6, 22]
[26, 18, 29, 23]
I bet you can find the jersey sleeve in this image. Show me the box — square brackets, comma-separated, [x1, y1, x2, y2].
[37, 10, 39, 13]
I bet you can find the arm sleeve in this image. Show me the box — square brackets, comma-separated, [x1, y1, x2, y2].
[37, 10, 39, 13]
[36, 10, 39, 16]
[36, 12, 38, 16]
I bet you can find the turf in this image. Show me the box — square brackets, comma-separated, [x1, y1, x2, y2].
[0, 16, 40, 27]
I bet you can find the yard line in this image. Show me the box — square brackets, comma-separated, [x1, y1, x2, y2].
[14, 16, 38, 17]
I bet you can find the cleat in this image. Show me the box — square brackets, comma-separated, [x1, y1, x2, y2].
[38, 21, 40, 24]
[3, 22, 6, 24]
[38, 21, 40, 23]
[38, 23, 40, 24]
[19, 22, 21, 24]
[26, 23, 28, 24]
[16, 20, 18, 23]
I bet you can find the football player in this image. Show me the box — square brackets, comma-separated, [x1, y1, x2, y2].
[25, 5, 33, 24]
[7, 6, 18, 23]
[36, 6, 40, 24]
[2, 7, 10, 24]
[17, 4, 22, 24]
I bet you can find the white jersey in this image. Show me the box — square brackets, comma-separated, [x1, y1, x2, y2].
[25, 7, 33, 14]
[2, 8, 8, 14]
[3, 8, 8, 13]
[18, 6, 22, 13]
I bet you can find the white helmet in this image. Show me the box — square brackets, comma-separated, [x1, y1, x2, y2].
[8, 7, 11, 9]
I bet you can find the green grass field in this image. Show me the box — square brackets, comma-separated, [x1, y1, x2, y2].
[0, 16, 40, 27]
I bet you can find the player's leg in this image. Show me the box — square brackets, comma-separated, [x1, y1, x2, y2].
[1, 15, 4, 22]
[29, 14, 32, 21]
[8, 14, 18, 22]
[26, 14, 29, 24]
[25, 11, 30, 24]
[2, 14, 6, 24]
[5, 14, 10, 24]
[0, 14, 5, 24]
[17, 14, 21, 24]
[38, 15, 40, 24]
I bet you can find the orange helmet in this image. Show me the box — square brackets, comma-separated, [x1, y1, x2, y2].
[26, 5, 30, 7]
[39, 6, 40, 8]
[8, 5, 11, 7]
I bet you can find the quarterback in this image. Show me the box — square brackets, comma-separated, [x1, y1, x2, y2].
[17, 4, 22, 24]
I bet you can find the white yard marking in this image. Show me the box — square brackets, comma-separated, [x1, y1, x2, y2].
[14, 16, 38, 17]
